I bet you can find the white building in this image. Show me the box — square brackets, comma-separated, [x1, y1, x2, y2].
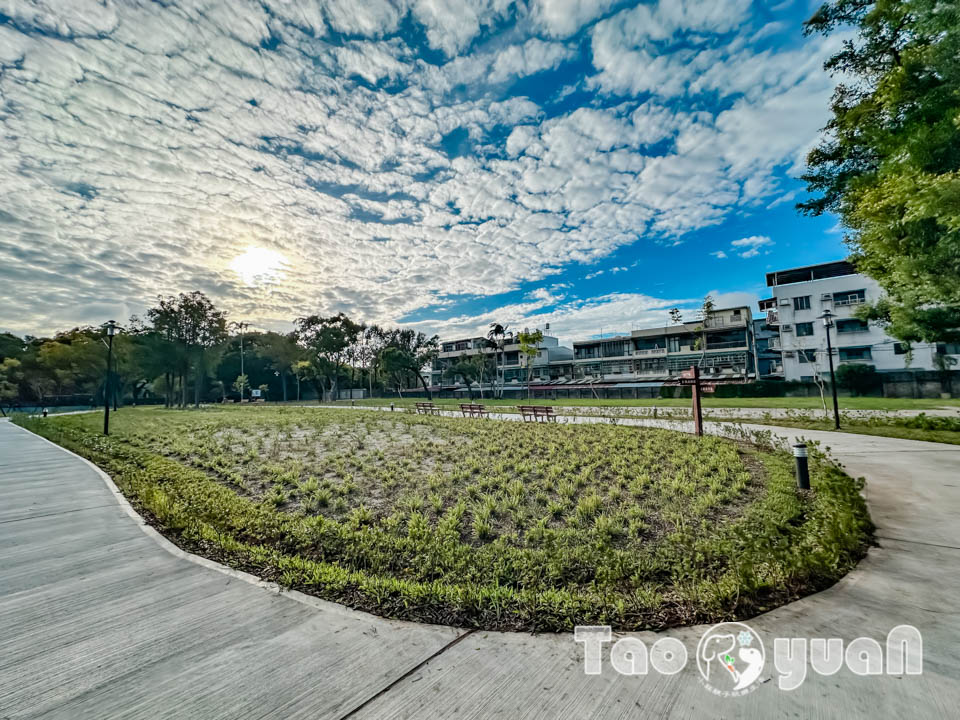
[761, 260, 945, 382]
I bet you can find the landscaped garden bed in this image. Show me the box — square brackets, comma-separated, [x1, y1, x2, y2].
[16, 406, 873, 632]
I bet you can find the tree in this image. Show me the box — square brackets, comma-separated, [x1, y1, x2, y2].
[294, 313, 362, 402]
[146, 292, 227, 408]
[516, 329, 543, 399]
[835, 363, 882, 396]
[443, 353, 490, 400]
[256, 331, 302, 402]
[379, 328, 440, 399]
[486, 323, 509, 399]
[0, 358, 22, 415]
[800, 0, 960, 343]
[668, 308, 683, 325]
[0, 333, 24, 362]
[692, 295, 715, 365]
[233, 374, 249, 396]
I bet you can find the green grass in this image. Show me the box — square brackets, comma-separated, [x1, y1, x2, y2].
[16, 406, 873, 632]
[313, 395, 960, 411]
[711, 411, 960, 446]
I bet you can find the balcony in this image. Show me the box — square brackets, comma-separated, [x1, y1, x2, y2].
[768, 336, 781, 350]
[633, 347, 668, 357]
[766, 310, 779, 325]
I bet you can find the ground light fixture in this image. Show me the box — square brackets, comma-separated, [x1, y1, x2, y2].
[817, 309, 841, 430]
[103, 320, 119, 436]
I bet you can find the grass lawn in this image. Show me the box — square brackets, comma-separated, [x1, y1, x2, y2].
[17, 406, 872, 632]
[314, 396, 960, 411]
[710, 412, 960, 446]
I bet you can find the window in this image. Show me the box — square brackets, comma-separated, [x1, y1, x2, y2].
[938, 343, 960, 355]
[836, 318, 869, 334]
[667, 336, 680, 352]
[797, 349, 817, 364]
[839, 346, 872, 361]
[731, 309, 742, 320]
[834, 289, 866, 306]
[894, 343, 907, 355]
[793, 296, 811, 311]
[796, 322, 814, 337]
[800, 375, 814, 383]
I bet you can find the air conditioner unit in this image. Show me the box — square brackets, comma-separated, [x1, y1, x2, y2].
[821, 293, 833, 300]
[782, 324, 793, 332]
[784, 351, 796, 358]
[779, 299, 792, 306]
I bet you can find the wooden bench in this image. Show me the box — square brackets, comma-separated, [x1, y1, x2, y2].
[518, 405, 557, 422]
[415, 402, 441, 415]
[459, 403, 488, 418]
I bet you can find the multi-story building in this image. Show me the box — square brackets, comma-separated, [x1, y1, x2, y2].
[429, 334, 572, 390]
[561, 306, 756, 384]
[762, 260, 949, 381]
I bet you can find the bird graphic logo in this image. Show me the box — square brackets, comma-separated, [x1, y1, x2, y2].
[696, 622, 766, 696]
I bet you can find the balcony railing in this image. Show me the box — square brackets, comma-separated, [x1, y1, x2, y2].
[634, 347, 668, 357]
[834, 297, 865, 306]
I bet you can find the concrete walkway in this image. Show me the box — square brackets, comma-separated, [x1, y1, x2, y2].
[1, 416, 958, 718]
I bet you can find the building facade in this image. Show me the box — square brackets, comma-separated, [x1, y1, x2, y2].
[429, 334, 572, 391]
[762, 260, 949, 382]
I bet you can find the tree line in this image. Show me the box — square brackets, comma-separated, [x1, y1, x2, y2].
[0, 292, 442, 411]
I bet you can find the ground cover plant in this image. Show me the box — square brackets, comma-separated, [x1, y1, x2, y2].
[17, 406, 872, 632]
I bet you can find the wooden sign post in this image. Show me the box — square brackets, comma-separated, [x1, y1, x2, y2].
[678, 366, 704, 437]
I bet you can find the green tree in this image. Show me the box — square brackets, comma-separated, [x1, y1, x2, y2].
[0, 358, 23, 415]
[516, 329, 544, 399]
[379, 329, 440, 399]
[800, 0, 960, 343]
[256, 331, 302, 402]
[294, 313, 362, 402]
[835, 363, 882, 396]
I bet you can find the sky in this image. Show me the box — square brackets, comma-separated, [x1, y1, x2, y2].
[0, 0, 847, 346]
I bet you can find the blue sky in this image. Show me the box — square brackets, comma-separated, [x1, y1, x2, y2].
[0, 0, 846, 343]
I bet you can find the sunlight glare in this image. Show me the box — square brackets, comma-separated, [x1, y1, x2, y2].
[229, 246, 287, 285]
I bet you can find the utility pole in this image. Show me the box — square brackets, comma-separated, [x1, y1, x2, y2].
[231, 321, 248, 401]
[103, 320, 118, 436]
[818, 310, 841, 430]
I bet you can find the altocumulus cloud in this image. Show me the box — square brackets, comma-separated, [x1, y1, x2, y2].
[0, 0, 837, 337]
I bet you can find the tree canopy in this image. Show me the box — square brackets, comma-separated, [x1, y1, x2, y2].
[800, 0, 960, 343]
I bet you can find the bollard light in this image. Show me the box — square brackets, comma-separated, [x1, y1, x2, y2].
[793, 443, 810, 490]
[390, 402, 395, 412]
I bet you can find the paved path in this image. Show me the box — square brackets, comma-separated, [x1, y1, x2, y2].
[1, 416, 958, 718]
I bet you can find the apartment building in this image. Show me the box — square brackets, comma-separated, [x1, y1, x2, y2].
[429, 334, 572, 389]
[761, 260, 948, 382]
[557, 306, 756, 385]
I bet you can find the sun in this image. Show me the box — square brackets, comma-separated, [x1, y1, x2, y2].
[229, 246, 287, 285]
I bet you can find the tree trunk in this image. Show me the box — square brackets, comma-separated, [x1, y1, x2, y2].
[416, 370, 432, 400]
[281, 371, 288, 402]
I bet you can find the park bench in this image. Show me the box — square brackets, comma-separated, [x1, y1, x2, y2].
[415, 402, 441, 415]
[459, 403, 488, 418]
[518, 405, 557, 423]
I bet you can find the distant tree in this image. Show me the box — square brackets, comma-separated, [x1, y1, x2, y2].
[0, 358, 22, 415]
[233, 374, 249, 396]
[692, 295, 716, 364]
[486, 323, 509, 398]
[800, 0, 960, 344]
[668, 308, 683, 325]
[146, 292, 227, 408]
[835, 363, 882, 396]
[516, 329, 544, 399]
[294, 313, 363, 402]
[379, 328, 440, 399]
[256, 331, 302, 402]
[0, 332, 24, 362]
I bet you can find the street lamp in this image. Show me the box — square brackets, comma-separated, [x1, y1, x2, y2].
[231, 321, 248, 402]
[817, 309, 841, 430]
[103, 320, 119, 436]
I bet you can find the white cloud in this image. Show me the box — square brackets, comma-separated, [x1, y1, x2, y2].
[730, 235, 774, 258]
[0, 0, 838, 338]
[711, 250, 728, 259]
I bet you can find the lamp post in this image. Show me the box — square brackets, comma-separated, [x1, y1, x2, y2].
[817, 309, 841, 430]
[231, 321, 248, 402]
[103, 320, 118, 436]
